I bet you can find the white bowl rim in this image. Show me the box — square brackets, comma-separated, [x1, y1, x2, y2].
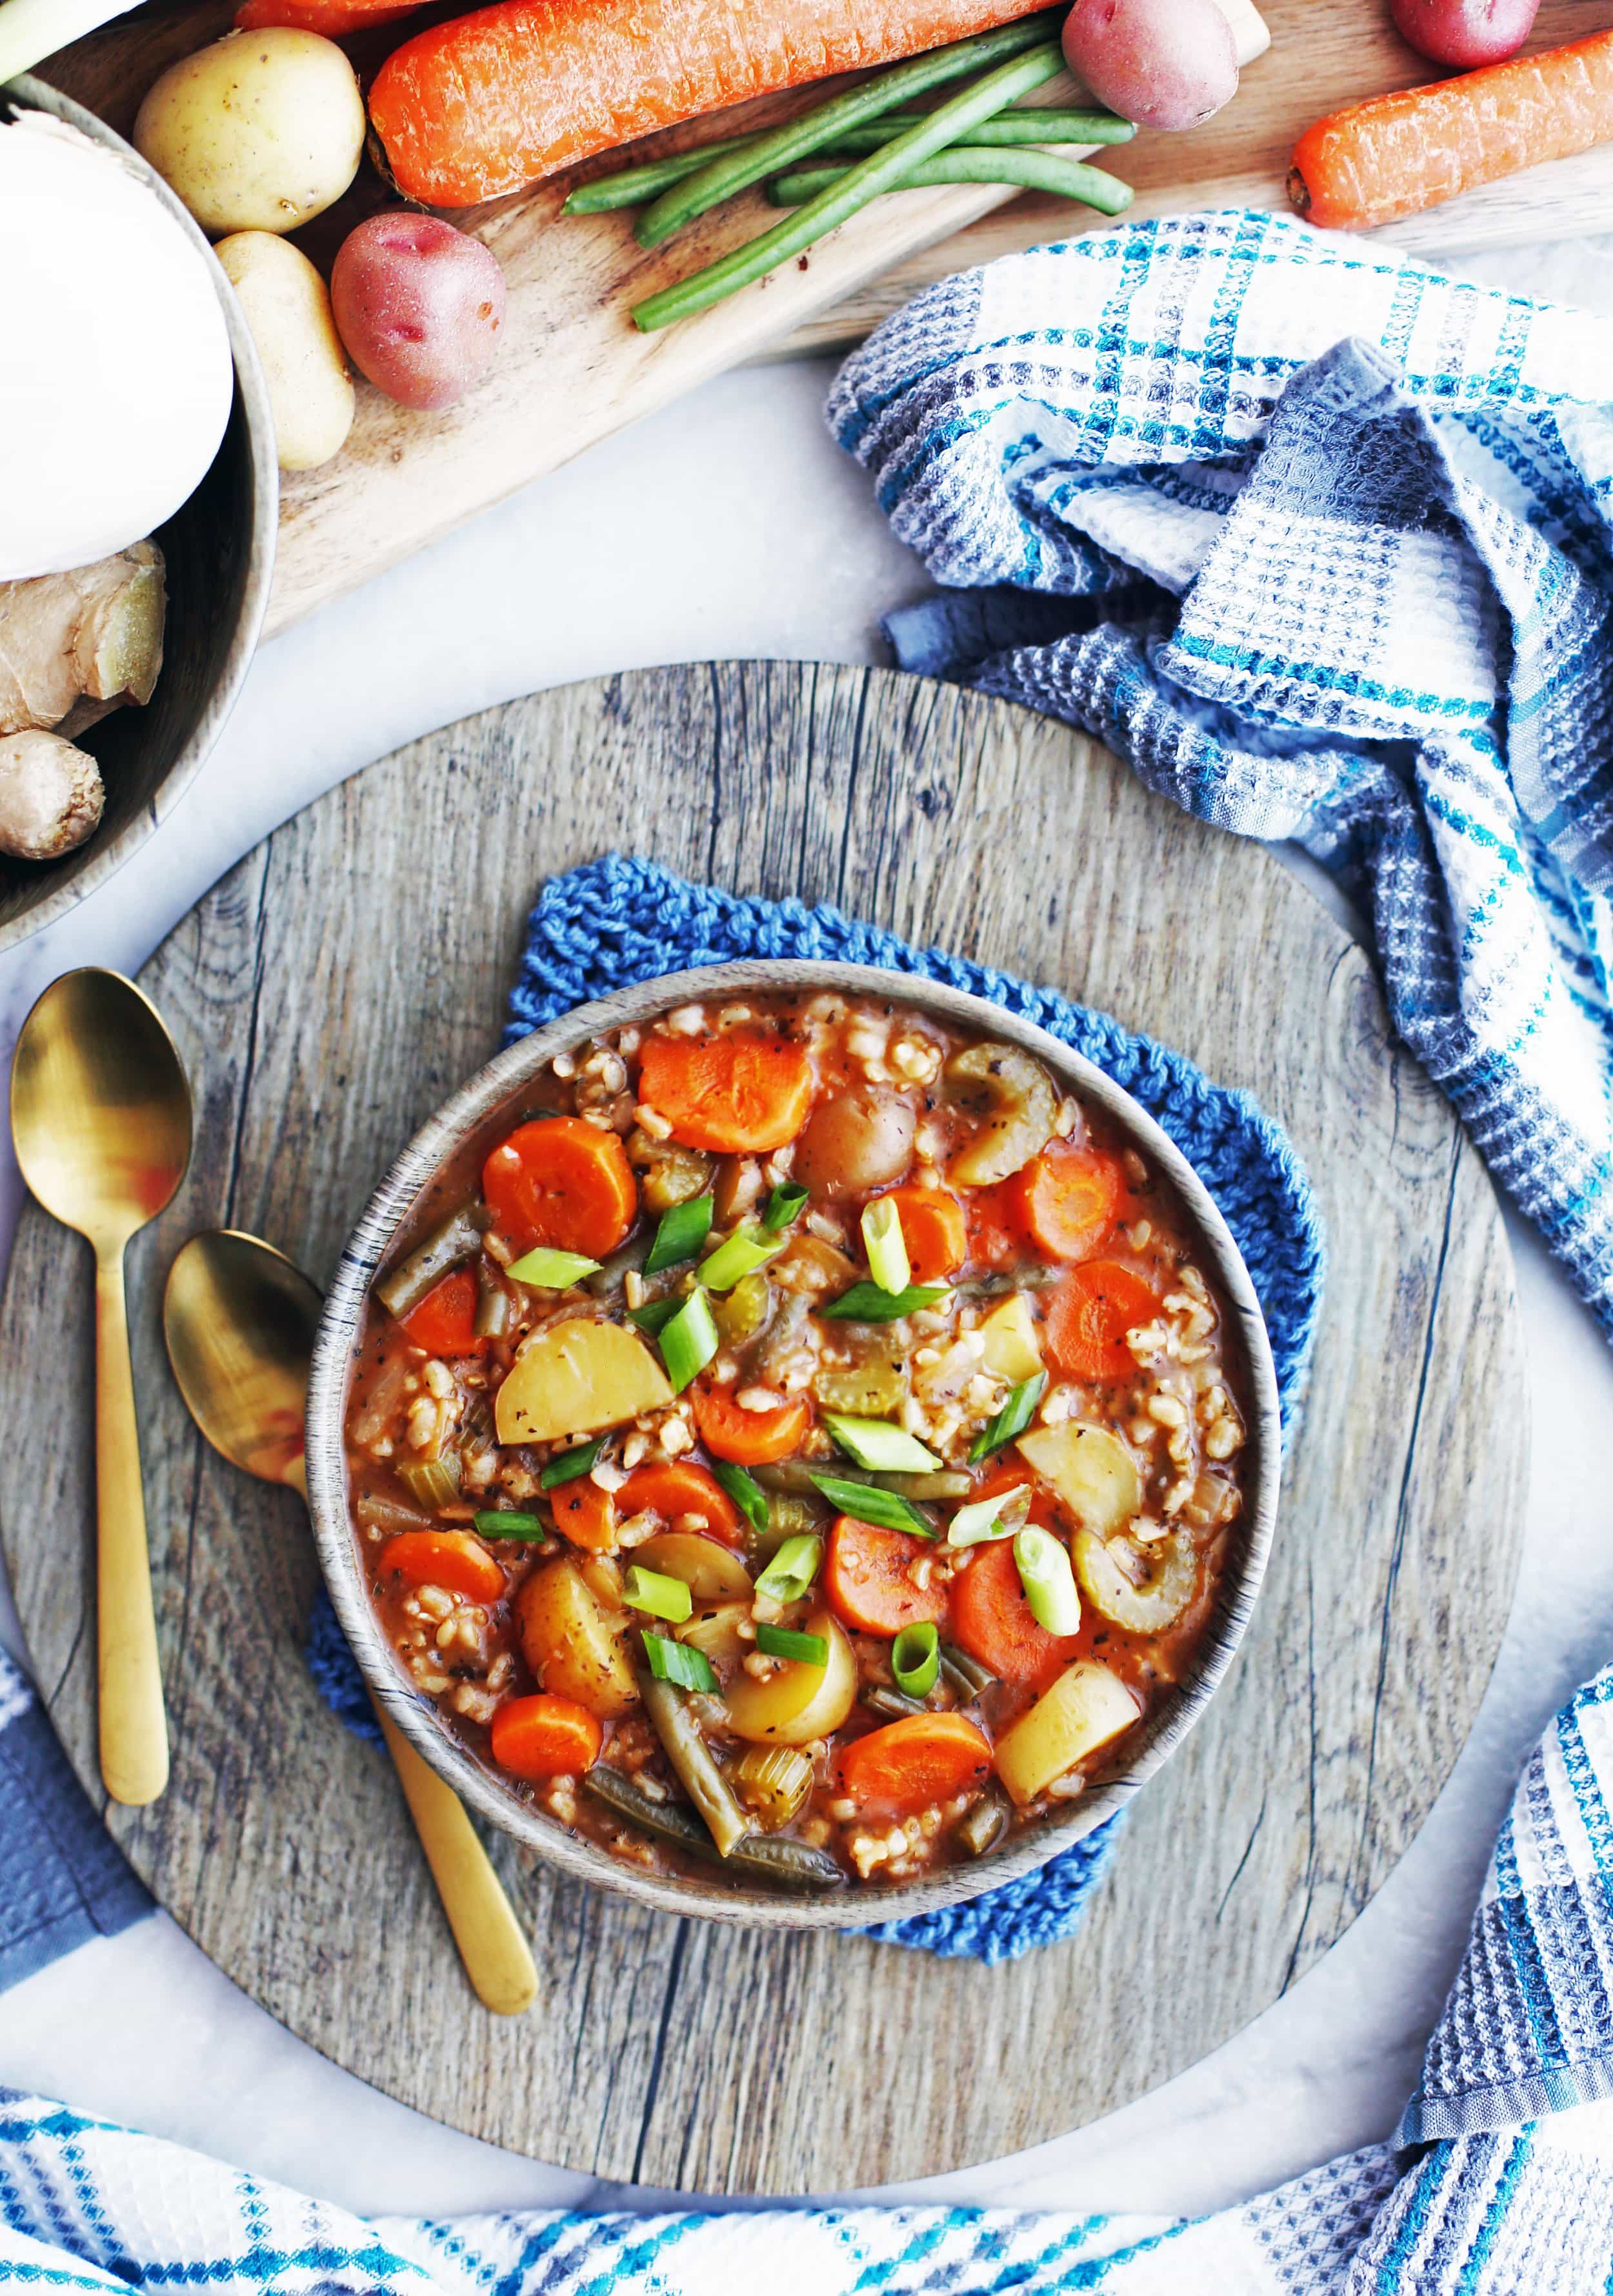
[305, 959, 1283, 1931]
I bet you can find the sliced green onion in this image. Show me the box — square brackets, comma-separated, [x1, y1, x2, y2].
[821, 1280, 947, 1323]
[808, 1472, 936, 1537]
[657, 1288, 719, 1392]
[755, 1623, 828, 1666]
[761, 1180, 809, 1232]
[699, 1226, 783, 1291]
[710, 1457, 769, 1535]
[632, 42, 1064, 332]
[643, 1631, 717, 1692]
[766, 150, 1136, 212]
[645, 1195, 713, 1274]
[824, 1413, 939, 1473]
[861, 1197, 911, 1294]
[506, 1245, 601, 1288]
[969, 1371, 1049, 1463]
[636, 12, 1060, 246]
[539, 1436, 604, 1490]
[624, 1566, 694, 1623]
[472, 1508, 546, 1539]
[946, 1482, 1032, 1548]
[754, 1532, 823, 1604]
[891, 1621, 940, 1698]
[629, 1295, 682, 1336]
[1014, 1525, 1081, 1636]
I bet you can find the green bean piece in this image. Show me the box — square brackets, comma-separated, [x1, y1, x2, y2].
[636, 12, 1061, 248]
[639, 1670, 750, 1857]
[472, 1268, 512, 1339]
[754, 1459, 967, 1503]
[563, 133, 757, 212]
[864, 1684, 927, 1721]
[830, 105, 1136, 148]
[582, 1764, 846, 1889]
[939, 1639, 997, 1701]
[958, 1782, 1012, 1857]
[376, 1203, 486, 1319]
[585, 1228, 652, 1295]
[768, 151, 1135, 211]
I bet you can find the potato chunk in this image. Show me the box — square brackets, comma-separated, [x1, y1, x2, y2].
[723, 1610, 856, 1745]
[994, 1661, 1140, 1805]
[979, 1293, 1044, 1383]
[495, 1317, 672, 1446]
[516, 1557, 636, 1718]
[1016, 1421, 1140, 1535]
[634, 1532, 753, 1603]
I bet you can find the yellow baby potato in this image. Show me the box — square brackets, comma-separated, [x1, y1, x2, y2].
[993, 1661, 1140, 1806]
[214, 232, 353, 472]
[135, 30, 364, 237]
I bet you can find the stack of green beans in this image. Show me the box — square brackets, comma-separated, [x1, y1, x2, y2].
[559, 9, 1136, 333]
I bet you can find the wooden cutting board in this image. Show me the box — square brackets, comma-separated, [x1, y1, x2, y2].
[40, 0, 1613, 641]
[0, 664, 1527, 2192]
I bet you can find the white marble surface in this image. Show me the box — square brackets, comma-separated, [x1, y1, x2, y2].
[3, 246, 1613, 2227]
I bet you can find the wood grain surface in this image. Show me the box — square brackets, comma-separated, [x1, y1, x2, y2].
[39, 0, 1613, 639]
[0, 664, 1527, 2192]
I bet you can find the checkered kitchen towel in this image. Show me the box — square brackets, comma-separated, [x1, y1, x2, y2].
[829, 207, 1613, 1339]
[10, 1664, 1613, 2288]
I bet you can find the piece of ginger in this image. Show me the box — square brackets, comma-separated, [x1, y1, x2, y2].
[0, 543, 166, 738]
[0, 729, 105, 861]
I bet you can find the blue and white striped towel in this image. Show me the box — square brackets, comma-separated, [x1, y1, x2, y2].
[9, 1655, 1613, 2290]
[828, 207, 1613, 1341]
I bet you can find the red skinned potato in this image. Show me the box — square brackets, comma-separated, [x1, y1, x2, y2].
[330, 212, 505, 412]
[1389, 0, 1539, 66]
[1062, 0, 1237, 130]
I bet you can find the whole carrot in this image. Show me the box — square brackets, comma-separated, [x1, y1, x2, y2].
[1290, 28, 1613, 230]
[235, 0, 421, 30]
[368, 0, 1057, 205]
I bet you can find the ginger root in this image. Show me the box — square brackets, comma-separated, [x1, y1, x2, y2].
[0, 730, 105, 861]
[0, 543, 166, 739]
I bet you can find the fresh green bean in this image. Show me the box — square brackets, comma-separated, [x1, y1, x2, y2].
[636, 15, 1062, 250]
[834, 105, 1134, 146]
[563, 134, 756, 212]
[583, 1763, 847, 1889]
[768, 150, 1134, 210]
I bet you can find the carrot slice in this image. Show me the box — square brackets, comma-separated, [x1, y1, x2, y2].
[636, 1031, 813, 1155]
[377, 1530, 505, 1604]
[616, 1459, 745, 1545]
[483, 1116, 636, 1259]
[950, 1535, 1079, 1691]
[1289, 31, 1613, 232]
[692, 1382, 810, 1466]
[550, 1476, 615, 1553]
[876, 1184, 967, 1284]
[825, 1515, 948, 1637]
[235, 0, 421, 28]
[965, 1179, 1021, 1270]
[838, 1712, 992, 1816]
[398, 1266, 485, 1357]
[1011, 1144, 1123, 1263]
[1044, 1260, 1161, 1383]
[490, 1692, 603, 1779]
[370, 0, 1053, 205]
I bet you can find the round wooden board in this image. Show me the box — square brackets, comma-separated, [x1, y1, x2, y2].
[1, 663, 1527, 2195]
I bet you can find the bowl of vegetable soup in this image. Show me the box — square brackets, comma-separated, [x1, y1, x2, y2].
[306, 963, 1281, 1926]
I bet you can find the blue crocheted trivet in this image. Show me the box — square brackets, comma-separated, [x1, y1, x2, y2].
[311, 855, 1325, 1966]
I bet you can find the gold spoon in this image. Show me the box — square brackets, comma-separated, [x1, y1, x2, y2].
[11, 968, 192, 1806]
[162, 1230, 538, 2017]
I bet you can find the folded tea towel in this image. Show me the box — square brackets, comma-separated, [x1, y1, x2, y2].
[10, 1663, 1613, 2291]
[828, 207, 1613, 1341]
[309, 854, 1324, 1964]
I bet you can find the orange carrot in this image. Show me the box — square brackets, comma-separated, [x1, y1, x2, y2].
[399, 1266, 485, 1357]
[490, 1691, 603, 1778]
[877, 1184, 967, 1284]
[1010, 1144, 1123, 1263]
[825, 1515, 950, 1637]
[369, 0, 1050, 206]
[615, 1459, 745, 1544]
[235, 0, 421, 30]
[838, 1712, 992, 1815]
[483, 1116, 637, 1259]
[692, 1382, 810, 1466]
[950, 1535, 1078, 1690]
[550, 1476, 616, 1552]
[965, 1179, 1021, 1270]
[1290, 30, 1613, 231]
[1044, 1260, 1160, 1383]
[635, 1031, 813, 1155]
[377, 1529, 506, 1603]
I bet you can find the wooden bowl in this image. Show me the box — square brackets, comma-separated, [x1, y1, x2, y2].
[0, 77, 276, 955]
[305, 961, 1284, 1928]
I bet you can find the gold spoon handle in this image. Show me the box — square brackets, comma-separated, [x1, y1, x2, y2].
[370, 1697, 538, 2015]
[94, 1242, 170, 1806]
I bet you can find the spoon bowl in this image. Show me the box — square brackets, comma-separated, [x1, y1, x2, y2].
[10, 968, 192, 1807]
